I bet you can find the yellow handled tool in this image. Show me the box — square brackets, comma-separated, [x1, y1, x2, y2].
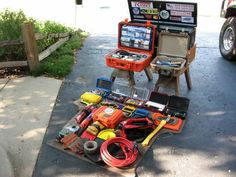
[141, 115, 170, 147]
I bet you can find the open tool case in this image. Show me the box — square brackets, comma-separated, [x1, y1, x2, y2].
[94, 77, 113, 97]
[106, 19, 157, 72]
[151, 30, 196, 77]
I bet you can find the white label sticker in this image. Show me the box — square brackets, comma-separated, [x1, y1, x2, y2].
[105, 108, 114, 114]
[166, 3, 194, 12]
[171, 11, 192, 17]
[181, 16, 194, 23]
[160, 10, 169, 19]
[133, 7, 140, 15]
[131, 1, 153, 8]
[170, 16, 181, 21]
[140, 8, 158, 15]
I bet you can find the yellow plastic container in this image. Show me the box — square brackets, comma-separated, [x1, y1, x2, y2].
[80, 92, 102, 105]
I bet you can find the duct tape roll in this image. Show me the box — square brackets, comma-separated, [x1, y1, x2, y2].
[83, 141, 98, 154]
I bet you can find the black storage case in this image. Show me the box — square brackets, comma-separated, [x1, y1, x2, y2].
[127, 0, 198, 49]
[166, 95, 190, 119]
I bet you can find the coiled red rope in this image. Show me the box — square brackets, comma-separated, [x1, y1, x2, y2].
[100, 137, 138, 167]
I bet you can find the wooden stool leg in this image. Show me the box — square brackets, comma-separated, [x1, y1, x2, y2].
[144, 67, 153, 81]
[110, 76, 116, 82]
[154, 77, 160, 92]
[184, 67, 192, 89]
[110, 69, 135, 86]
[128, 71, 135, 86]
[175, 76, 180, 96]
[154, 85, 160, 92]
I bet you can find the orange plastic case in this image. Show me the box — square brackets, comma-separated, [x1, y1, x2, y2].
[92, 106, 124, 128]
[152, 112, 183, 131]
[106, 20, 157, 72]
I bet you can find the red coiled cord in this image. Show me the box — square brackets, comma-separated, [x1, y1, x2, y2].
[100, 137, 138, 167]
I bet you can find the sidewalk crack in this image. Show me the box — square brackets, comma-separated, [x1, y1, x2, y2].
[0, 78, 10, 93]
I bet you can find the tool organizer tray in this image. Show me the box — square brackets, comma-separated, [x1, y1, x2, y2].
[151, 56, 186, 77]
[48, 90, 189, 176]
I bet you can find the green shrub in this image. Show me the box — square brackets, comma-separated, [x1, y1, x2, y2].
[31, 32, 88, 78]
[36, 21, 73, 34]
[35, 20, 74, 53]
[0, 9, 87, 78]
[0, 9, 31, 61]
[0, 9, 30, 40]
[0, 9, 74, 60]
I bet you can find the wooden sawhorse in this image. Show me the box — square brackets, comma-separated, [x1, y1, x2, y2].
[110, 67, 153, 86]
[154, 66, 192, 96]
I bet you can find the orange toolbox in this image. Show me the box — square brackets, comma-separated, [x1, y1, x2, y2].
[92, 106, 124, 128]
[106, 19, 157, 72]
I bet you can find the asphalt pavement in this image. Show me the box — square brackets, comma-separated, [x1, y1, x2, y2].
[31, 14, 236, 177]
[30, 1, 236, 176]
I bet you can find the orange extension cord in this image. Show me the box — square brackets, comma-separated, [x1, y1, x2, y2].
[100, 137, 138, 167]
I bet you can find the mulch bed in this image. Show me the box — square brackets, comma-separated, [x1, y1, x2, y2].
[0, 67, 29, 79]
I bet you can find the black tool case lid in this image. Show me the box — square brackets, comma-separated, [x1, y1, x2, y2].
[167, 95, 190, 112]
[96, 77, 113, 92]
[148, 91, 169, 105]
[127, 0, 198, 27]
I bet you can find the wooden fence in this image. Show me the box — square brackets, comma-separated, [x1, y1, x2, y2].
[0, 22, 71, 71]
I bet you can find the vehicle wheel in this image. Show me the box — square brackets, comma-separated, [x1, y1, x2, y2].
[219, 17, 236, 60]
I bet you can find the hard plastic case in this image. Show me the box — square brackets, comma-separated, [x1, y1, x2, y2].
[151, 31, 196, 77]
[152, 112, 184, 131]
[92, 106, 124, 128]
[96, 77, 113, 92]
[166, 95, 190, 119]
[158, 25, 196, 49]
[80, 92, 102, 105]
[106, 20, 157, 72]
[145, 91, 169, 112]
[91, 77, 113, 98]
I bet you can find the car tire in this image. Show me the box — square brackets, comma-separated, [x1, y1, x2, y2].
[219, 17, 236, 61]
